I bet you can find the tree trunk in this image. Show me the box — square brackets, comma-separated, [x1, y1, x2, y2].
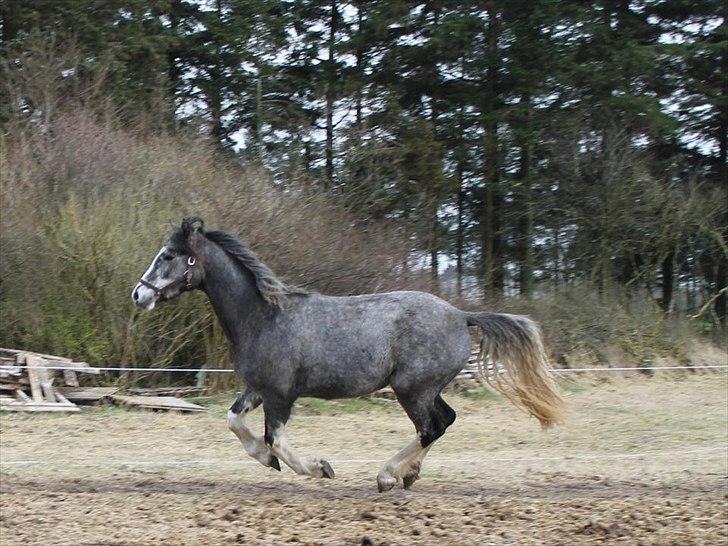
[480, 4, 502, 299]
[552, 221, 561, 286]
[0, 1, 20, 43]
[167, 1, 180, 92]
[456, 168, 465, 298]
[660, 252, 674, 313]
[714, 55, 727, 323]
[517, 95, 533, 297]
[324, 0, 338, 190]
[253, 77, 263, 157]
[209, 0, 225, 147]
[209, 86, 224, 145]
[354, 2, 364, 129]
[430, 200, 439, 288]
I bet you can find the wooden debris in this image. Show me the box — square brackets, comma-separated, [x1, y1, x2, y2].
[0, 348, 205, 414]
[0, 400, 80, 412]
[110, 395, 205, 413]
[56, 386, 119, 402]
[15, 389, 31, 403]
[62, 369, 80, 387]
[0, 381, 26, 391]
[25, 357, 44, 403]
[126, 386, 207, 397]
[0, 349, 99, 412]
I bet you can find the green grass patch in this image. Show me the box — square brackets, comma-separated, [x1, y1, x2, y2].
[559, 380, 590, 394]
[458, 388, 502, 402]
[294, 397, 394, 415]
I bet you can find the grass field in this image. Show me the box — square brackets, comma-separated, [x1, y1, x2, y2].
[1, 374, 726, 545]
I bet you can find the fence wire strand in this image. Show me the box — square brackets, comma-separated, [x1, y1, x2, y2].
[2, 364, 726, 374]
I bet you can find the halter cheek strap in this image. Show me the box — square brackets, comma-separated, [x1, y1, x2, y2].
[138, 256, 197, 296]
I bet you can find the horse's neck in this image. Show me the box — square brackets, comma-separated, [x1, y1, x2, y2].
[201, 246, 270, 352]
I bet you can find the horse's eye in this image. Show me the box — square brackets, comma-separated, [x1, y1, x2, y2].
[162, 253, 175, 261]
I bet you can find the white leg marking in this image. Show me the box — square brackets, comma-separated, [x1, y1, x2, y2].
[377, 436, 423, 492]
[401, 444, 433, 489]
[227, 410, 277, 468]
[267, 425, 334, 478]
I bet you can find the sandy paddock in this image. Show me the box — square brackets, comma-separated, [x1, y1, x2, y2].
[0, 375, 726, 545]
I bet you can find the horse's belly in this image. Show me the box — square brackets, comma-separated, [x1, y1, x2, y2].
[298, 355, 392, 399]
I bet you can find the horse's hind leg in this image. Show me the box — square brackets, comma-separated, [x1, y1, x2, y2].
[263, 399, 335, 479]
[228, 388, 281, 471]
[377, 391, 456, 492]
[401, 395, 455, 489]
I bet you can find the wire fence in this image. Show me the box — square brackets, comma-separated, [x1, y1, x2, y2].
[2, 364, 726, 374]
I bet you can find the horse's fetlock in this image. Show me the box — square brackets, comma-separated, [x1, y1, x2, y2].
[226, 410, 241, 430]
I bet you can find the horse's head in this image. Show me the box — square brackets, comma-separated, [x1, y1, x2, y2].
[131, 217, 207, 310]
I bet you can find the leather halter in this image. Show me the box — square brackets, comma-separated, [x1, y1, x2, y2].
[138, 255, 197, 296]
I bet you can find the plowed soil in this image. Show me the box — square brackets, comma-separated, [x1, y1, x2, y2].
[1, 375, 726, 545]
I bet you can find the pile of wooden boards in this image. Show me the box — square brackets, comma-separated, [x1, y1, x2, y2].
[0, 348, 205, 413]
[0, 348, 107, 412]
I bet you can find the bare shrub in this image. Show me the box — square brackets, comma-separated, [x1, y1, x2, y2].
[492, 285, 702, 367]
[0, 105, 415, 387]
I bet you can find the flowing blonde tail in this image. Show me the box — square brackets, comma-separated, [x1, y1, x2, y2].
[466, 312, 565, 428]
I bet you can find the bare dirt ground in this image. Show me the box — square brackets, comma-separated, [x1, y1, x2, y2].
[1, 374, 726, 545]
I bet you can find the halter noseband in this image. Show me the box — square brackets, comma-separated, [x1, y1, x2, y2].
[138, 255, 197, 296]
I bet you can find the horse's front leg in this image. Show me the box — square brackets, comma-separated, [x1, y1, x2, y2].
[263, 399, 335, 479]
[227, 388, 281, 471]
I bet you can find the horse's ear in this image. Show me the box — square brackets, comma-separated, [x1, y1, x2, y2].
[181, 216, 205, 238]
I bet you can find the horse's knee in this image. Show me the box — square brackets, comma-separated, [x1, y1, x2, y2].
[230, 389, 262, 414]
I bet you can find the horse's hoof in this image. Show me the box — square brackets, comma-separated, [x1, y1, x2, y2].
[269, 456, 281, 471]
[377, 473, 397, 493]
[320, 459, 335, 479]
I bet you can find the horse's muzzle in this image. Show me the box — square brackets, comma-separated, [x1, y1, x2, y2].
[132, 283, 158, 311]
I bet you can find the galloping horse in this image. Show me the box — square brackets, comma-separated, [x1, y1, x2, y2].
[132, 217, 564, 491]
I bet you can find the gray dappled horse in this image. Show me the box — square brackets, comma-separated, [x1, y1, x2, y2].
[132, 218, 564, 491]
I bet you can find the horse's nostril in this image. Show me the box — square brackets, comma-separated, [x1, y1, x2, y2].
[133, 289, 139, 301]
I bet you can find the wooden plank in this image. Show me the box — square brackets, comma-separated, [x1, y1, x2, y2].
[0, 347, 73, 362]
[0, 365, 22, 376]
[50, 360, 99, 374]
[134, 404, 205, 413]
[111, 395, 205, 412]
[25, 356, 44, 403]
[54, 392, 74, 406]
[0, 403, 80, 413]
[56, 387, 119, 401]
[36, 366, 57, 403]
[0, 382, 25, 390]
[15, 389, 31, 403]
[62, 369, 80, 387]
[0, 348, 98, 374]
[127, 386, 207, 397]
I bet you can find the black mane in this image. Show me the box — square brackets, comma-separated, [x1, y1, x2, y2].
[171, 225, 308, 307]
